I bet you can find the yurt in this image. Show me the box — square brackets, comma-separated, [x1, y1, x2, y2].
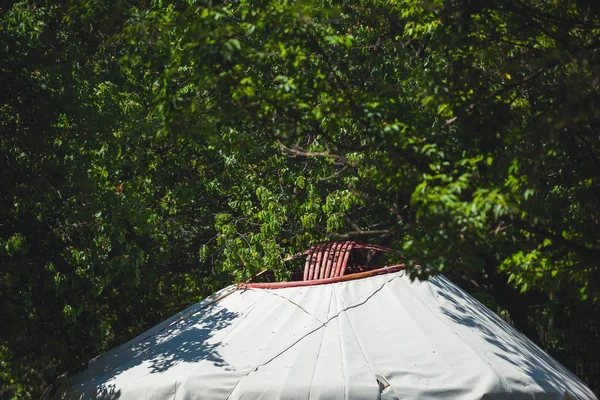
[54, 242, 597, 399]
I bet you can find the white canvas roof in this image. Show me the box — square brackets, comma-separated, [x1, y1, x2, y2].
[55, 271, 596, 399]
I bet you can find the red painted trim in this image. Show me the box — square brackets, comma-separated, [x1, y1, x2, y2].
[240, 264, 406, 290]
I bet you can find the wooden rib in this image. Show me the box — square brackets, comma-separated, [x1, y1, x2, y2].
[323, 242, 341, 279]
[335, 242, 352, 277]
[316, 243, 332, 280]
[310, 244, 325, 280]
[313, 243, 326, 280]
[336, 241, 355, 277]
[317, 242, 329, 279]
[303, 245, 317, 281]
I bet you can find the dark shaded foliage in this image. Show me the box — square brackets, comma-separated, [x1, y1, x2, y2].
[1, 0, 600, 397]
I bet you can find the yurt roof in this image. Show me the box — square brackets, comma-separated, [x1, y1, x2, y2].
[54, 242, 597, 399]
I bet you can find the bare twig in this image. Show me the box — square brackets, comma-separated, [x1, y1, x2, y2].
[489, 222, 512, 236]
[276, 139, 348, 164]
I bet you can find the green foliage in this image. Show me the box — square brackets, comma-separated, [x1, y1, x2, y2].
[138, 0, 600, 297]
[1, 1, 223, 396]
[2, 0, 600, 397]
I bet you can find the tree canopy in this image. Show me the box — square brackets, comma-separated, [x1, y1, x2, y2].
[1, 0, 600, 397]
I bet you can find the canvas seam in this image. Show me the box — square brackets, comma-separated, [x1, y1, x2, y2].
[224, 274, 401, 400]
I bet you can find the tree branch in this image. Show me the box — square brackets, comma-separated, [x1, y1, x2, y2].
[276, 139, 349, 164]
[318, 165, 349, 181]
[331, 229, 391, 239]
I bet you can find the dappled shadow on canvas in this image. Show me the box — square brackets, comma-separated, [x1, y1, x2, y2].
[93, 383, 121, 400]
[430, 276, 592, 398]
[66, 297, 240, 399]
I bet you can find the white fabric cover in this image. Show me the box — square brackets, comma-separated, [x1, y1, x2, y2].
[55, 271, 597, 399]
